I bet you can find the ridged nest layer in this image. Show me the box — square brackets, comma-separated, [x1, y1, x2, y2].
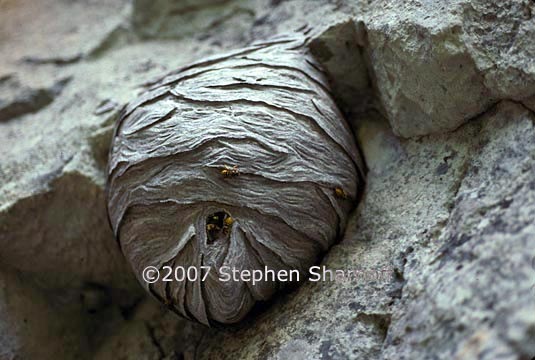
[106, 34, 364, 325]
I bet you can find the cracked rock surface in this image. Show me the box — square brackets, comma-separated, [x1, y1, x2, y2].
[365, 0, 535, 138]
[1, 0, 534, 359]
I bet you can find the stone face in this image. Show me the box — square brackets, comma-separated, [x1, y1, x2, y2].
[0, 265, 140, 359]
[0, 75, 71, 122]
[308, 20, 371, 111]
[0, 267, 85, 359]
[365, 1, 493, 138]
[0, 0, 129, 66]
[94, 298, 206, 360]
[461, 1, 535, 101]
[1, 0, 535, 359]
[380, 102, 535, 360]
[0, 168, 137, 290]
[131, 0, 256, 44]
[365, 0, 535, 138]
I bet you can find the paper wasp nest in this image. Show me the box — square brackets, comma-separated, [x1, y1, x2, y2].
[106, 34, 364, 325]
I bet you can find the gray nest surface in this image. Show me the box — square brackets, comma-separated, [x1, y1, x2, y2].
[106, 33, 364, 325]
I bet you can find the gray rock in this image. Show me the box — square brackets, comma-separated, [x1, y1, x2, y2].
[308, 19, 371, 112]
[94, 298, 206, 360]
[365, 1, 494, 138]
[0, 267, 87, 359]
[0, 75, 71, 122]
[0, 265, 137, 359]
[131, 0, 256, 44]
[0, 0, 129, 66]
[381, 102, 535, 360]
[365, 0, 535, 138]
[1, 0, 535, 359]
[461, 1, 535, 101]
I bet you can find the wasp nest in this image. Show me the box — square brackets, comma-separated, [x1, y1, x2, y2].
[106, 34, 364, 325]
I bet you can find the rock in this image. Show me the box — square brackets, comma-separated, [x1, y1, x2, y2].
[88, 125, 117, 172]
[381, 102, 535, 359]
[365, 0, 535, 138]
[461, 1, 535, 101]
[365, 1, 494, 138]
[0, 75, 71, 122]
[502, 308, 535, 358]
[308, 20, 371, 112]
[523, 94, 535, 113]
[94, 319, 163, 360]
[1, 0, 535, 359]
[94, 298, 206, 360]
[94, 99, 120, 116]
[0, 0, 129, 66]
[131, 0, 256, 44]
[0, 163, 140, 291]
[0, 267, 84, 359]
[0, 266, 130, 359]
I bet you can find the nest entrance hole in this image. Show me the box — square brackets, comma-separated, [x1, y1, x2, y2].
[206, 211, 234, 244]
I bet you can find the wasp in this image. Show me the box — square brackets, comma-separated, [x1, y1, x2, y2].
[206, 212, 235, 239]
[224, 216, 234, 227]
[220, 165, 239, 177]
[222, 216, 234, 235]
[334, 187, 348, 199]
[206, 223, 219, 232]
[206, 214, 222, 233]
